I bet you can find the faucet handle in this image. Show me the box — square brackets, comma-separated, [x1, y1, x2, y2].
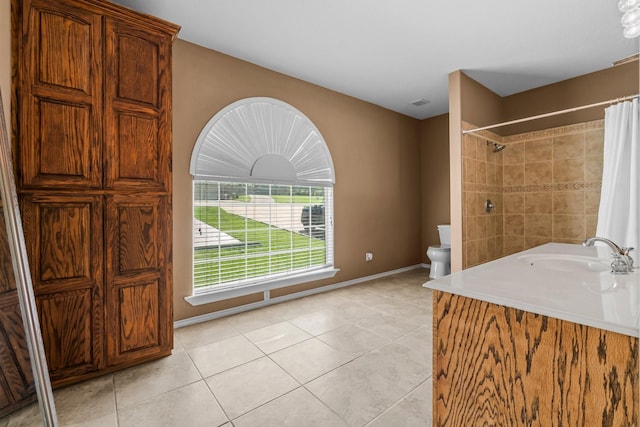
[622, 247, 634, 269]
[610, 254, 630, 274]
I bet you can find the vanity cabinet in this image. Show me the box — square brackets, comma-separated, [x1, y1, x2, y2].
[433, 291, 638, 426]
[426, 243, 639, 426]
[12, 0, 179, 385]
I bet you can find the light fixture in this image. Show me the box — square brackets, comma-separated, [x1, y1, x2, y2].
[619, 0, 640, 12]
[623, 23, 640, 38]
[619, 0, 640, 38]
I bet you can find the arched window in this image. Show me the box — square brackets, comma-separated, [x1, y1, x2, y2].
[187, 98, 337, 304]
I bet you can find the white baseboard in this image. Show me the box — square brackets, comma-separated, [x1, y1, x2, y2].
[174, 263, 428, 329]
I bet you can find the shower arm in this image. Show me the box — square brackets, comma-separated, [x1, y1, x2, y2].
[486, 141, 505, 153]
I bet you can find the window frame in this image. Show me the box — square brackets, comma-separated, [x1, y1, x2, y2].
[186, 98, 337, 306]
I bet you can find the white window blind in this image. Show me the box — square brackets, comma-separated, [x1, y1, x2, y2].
[189, 98, 336, 298]
[193, 181, 333, 292]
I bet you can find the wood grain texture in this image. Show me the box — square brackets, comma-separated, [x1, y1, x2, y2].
[20, 193, 103, 291]
[105, 194, 169, 366]
[116, 113, 159, 182]
[0, 202, 35, 415]
[104, 17, 172, 191]
[36, 202, 91, 282]
[13, 0, 177, 387]
[36, 290, 98, 381]
[115, 34, 158, 106]
[0, 294, 35, 416]
[106, 195, 164, 276]
[118, 280, 159, 353]
[18, 0, 102, 189]
[38, 4, 92, 93]
[38, 101, 90, 178]
[433, 291, 638, 427]
[0, 211, 17, 293]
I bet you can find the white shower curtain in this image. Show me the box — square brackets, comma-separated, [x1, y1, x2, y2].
[596, 97, 640, 253]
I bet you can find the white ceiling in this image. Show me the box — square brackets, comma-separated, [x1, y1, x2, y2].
[114, 0, 639, 120]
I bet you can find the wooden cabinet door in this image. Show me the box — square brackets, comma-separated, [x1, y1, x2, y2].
[0, 206, 36, 416]
[16, 0, 102, 189]
[104, 194, 171, 366]
[103, 18, 172, 192]
[20, 194, 103, 383]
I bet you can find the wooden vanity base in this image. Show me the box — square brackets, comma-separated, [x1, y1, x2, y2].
[433, 291, 638, 426]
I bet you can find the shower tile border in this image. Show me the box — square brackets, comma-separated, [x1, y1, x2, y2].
[461, 119, 603, 144]
[503, 120, 604, 143]
[503, 182, 601, 194]
[467, 182, 601, 194]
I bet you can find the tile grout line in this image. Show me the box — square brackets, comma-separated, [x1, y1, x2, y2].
[363, 376, 433, 427]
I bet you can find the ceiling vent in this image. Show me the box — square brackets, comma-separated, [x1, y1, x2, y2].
[410, 98, 430, 107]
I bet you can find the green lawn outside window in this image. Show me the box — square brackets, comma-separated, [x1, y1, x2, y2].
[194, 206, 326, 289]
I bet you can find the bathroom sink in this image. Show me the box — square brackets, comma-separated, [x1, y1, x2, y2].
[518, 254, 611, 274]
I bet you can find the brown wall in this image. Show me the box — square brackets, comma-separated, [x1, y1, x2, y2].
[448, 72, 463, 271]
[420, 113, 450, 263]
[460, 73, 503, 129]
[501, 61, 638, 135]
[448, 72, 504, 270]
[172, 40, 423, 320]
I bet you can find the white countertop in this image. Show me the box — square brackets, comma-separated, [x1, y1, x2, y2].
[423, 243, 640, 337]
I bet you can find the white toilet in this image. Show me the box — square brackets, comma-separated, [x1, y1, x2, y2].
[427, 225, 451, 279]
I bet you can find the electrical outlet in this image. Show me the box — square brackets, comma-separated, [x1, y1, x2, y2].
[365, 252, 373, 262]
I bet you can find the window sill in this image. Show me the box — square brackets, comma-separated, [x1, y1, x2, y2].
[185, 267, 340, 306]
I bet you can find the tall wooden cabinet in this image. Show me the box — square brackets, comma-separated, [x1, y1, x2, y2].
[12, 0, 179, 386]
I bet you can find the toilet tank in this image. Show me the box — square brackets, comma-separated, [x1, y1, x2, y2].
[437, 224, 451, 246]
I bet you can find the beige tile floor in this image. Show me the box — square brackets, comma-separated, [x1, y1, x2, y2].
[5, 269, 433, 427]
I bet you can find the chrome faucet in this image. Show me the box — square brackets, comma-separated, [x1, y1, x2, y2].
[583, 236, 635, 274]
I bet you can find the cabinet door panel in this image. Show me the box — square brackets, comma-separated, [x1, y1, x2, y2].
[105, 195, 171, 365]
[27, 0, 100, 96]
[0, 294, 35, 417]
[0, 203, 35, 415]
[110, 198, 161, 275]
[118, 280, 160, 353]
[21, 194, 102, 289]
[38, 101, 90, 179]
[115, 35, 159, 106]
[0, 209, 16, 294]
[18, 0, 102, 189]
[37, 6, 93, 93]
[38, 201, 89, 282]
[0, 299, 33, 390]
[36, 290, 98, 381]
[111, 111, 161, 186]
[20, 194, 103, 380]
[104, 18, 171, 191]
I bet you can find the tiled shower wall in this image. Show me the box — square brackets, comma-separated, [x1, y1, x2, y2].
[502, 120, 603, 256]
[462, 125, 504, 268]
[461, 120, 604, 268]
